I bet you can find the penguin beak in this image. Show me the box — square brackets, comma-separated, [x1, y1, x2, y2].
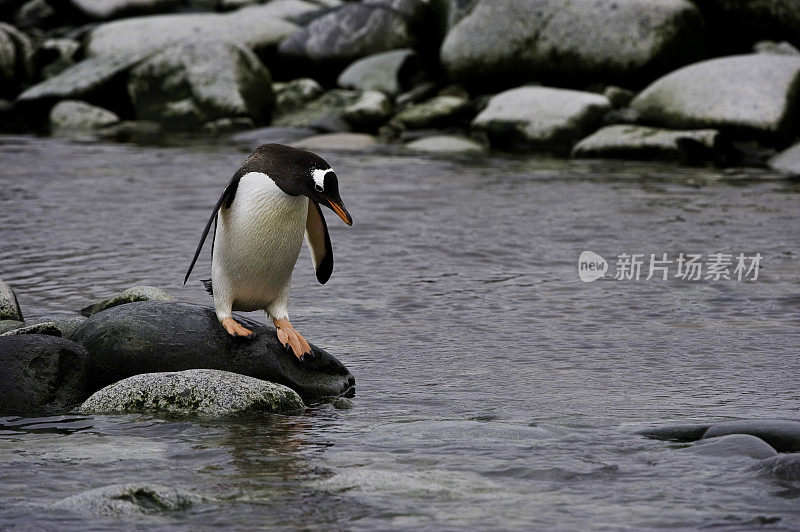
[327, 197, 353, 226]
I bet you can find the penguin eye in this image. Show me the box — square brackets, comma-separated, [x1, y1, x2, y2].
[314, 183, 324, 192]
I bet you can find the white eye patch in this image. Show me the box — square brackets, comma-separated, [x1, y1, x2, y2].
[312, 168, 332, 191]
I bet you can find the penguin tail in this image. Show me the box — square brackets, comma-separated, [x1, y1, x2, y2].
[201, 279, 213, 296]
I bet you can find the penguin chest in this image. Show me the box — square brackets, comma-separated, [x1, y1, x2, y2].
[212, 172, 308, 306]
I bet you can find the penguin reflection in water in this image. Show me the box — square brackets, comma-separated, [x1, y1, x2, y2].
[184, 143, 352, 360]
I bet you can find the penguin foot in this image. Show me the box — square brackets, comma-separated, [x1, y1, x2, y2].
[221, 317, 254, 339]
[273, 318, 312, 360]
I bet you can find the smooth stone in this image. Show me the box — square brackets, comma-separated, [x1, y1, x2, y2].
[440, 0, 704, 88]
[341, 90, 393, 129]
[768, 142, 800, 176]
[751, 455, 800, 482]
[230, 126, 318, 149]
[80, 369, 304, 417]
[393, 95, 471, 129]
[85, 5, 300, 60]
[292, 132, 377, 151]
[405, 135, 486, 153]
[702, 419, 800, 453]
[50, 100, 120, 131]
[571, 125, 721, 161]
[52, 484, 201, 516]
[472, 86, 610, 152]
[274, 78, 324, 114]
[0, 280, 23, 321]
[70, 301, 355, 399]
[272, 89, 360, 128]
[29, 316, 88, 340]
[754, 40, 800, 56]
[337, 49, 420, 97]
[631, 54, 800, 140]
[687, 434, 778, 459]
[68, 0, 181, 20]
[0, 321, 61, 337]
[0, 22, 33, 97]
[80, 285, 174, 317]
[0, 320, 24, 334]
[637, 423, 712, 442]
[0, 335, 91, 413]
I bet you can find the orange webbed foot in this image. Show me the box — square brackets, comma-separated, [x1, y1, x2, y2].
[273, 318, 312, 360]
[221, 317, 255, 339]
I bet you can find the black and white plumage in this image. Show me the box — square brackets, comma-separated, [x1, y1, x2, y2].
[184, 143, 352, 359]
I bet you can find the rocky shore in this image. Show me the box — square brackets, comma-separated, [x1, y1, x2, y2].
[0, 0, 799, 174]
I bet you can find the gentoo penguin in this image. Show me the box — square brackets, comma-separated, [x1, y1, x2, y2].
[184, 143, 352, 359]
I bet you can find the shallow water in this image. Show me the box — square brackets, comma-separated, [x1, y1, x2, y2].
[0, 135, 799, 529]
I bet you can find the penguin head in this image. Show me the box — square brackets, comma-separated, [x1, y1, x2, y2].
[247, 144, 353, 226]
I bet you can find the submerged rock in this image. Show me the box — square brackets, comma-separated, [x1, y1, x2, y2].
[702, 419, 800, 453]
[571, 125, 721, 161]
[53, 484, 200, 516]
[0, 335, 91, 413]
[440, 0, 704, 88]
[71, 301, 355, 399]
[81, 285, 174, 317]
[687, 434, 778, 459]
[752, 455, 800, 482]
[472, 86, 610, 152]
[81, 369, 304, 417]
[127, 41, 273, 128]
[637, 423, 712, 442]
[768, 143, 800, 176]
[631, 54, 800, 140]
[50, 100, 120, 131]
[405, 135, 486, 153]
[337, 49, 421, 97]
[0, 280, 23, 321]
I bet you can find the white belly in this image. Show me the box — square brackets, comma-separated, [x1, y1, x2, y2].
[211, 171, 308, 312]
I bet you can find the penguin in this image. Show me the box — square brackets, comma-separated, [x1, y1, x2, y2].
[184, 143, 353, 360]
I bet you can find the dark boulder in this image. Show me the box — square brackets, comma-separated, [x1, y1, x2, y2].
[702, 419, 800, 453]
[637, 423, 711, 442]
[0, 334, 92, 414]
[71, 301, 355, 399]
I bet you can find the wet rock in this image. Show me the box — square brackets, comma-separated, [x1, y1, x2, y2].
[96, 120, 162, 141]
[337, 49, 420, 97]
[571, 125, 721, 161]
[341, 90, 392, 129]
[127, 41, 273, 129]
[85, 6, 299, 61]
[752, 455, 800, 482]
[68, 0, 181, 20]
[702, 419, 800, 453]
[440, 0, 705, 89]
[332, 397, 353, 409]
[277, 0, 428, 74]
[274, 78, 324, 114]
[230, 125, 318, 149]
[687, 434, 778, 459]
[292, 132, 377, 151]
[768, 143, 800, 176]
[71, 301, 355, 399]
[81, 369, 304, 417]
[52, 484, 200, 516]
[754, 40, 800, 56]
[0, 320, 24, 334]
[50, 100, 121, 131]
[28, 316, 87, 340]
[0, 335, 91, 413]
[36, 38, 80, 79]
[637, 423, 711, 442]
[0, 321, 61, 337]
[631, 54, 800, 141]
[405, 135, 486, 153]
[603, 86, 635, 109]
[393, 95, 471, 129]
[273, 88, 360, 128]
[80, 285, 174, 317]
[0, 22, 33, 97]
[395, 81, 438, 106]
[472, 86, 610, 153]
[0, 280, 23, 321]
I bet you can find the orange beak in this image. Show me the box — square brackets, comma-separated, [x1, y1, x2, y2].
[328, 198, 353, 226]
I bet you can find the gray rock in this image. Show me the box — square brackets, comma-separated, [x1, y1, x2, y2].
[472, 86, 610, 152]
[273, 89, 360, 128]
[0, 335, 91, 413]
[85, 5, 300, 61]
[341, 90, 393, 129]
[37, 38, 81, 79]
[0, 280, 23, 321]
[292, 132, 377, 151]
[754, 40, 800, 56]
[128, 41, 273, 129]
[52, 484, 200, 516]
[50, 100, 120, 131]
[571, 125, 721, 161]
[332, 397, 354, 409]
[395, 81, 439, 106]
[278, 0, 427, 71]
[637, 423, 711, 442]
[687, 434, 778, 459]
[702, 419, 800, 453]
[405, 135, 486, 154]
[393, 95, 471, 129]
[440, 0, 704, 88]
[29, 316, 87, 340]
[96, 120, 162, 141]
[0, 321, 61, 337]
[0, 22, 33, 97]
[81, 369, 304, 417]
[71, 301, 355, 399]
[752, 455, 800, 482]
[631, 54, 800, 140]
[603, 86, 636, 109]
[80, 285, 174, 317]
[768, 142, 800, 176]
[230, 125, 318, 149]
[274, 78, 324, 114]
[68, 0, 181, 20]
[0, 320, 24, 334]
[337, 49, 420, 97]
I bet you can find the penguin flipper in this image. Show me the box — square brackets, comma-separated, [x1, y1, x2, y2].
[305, 200, 334, 284]
[183, 171, 244, 285]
